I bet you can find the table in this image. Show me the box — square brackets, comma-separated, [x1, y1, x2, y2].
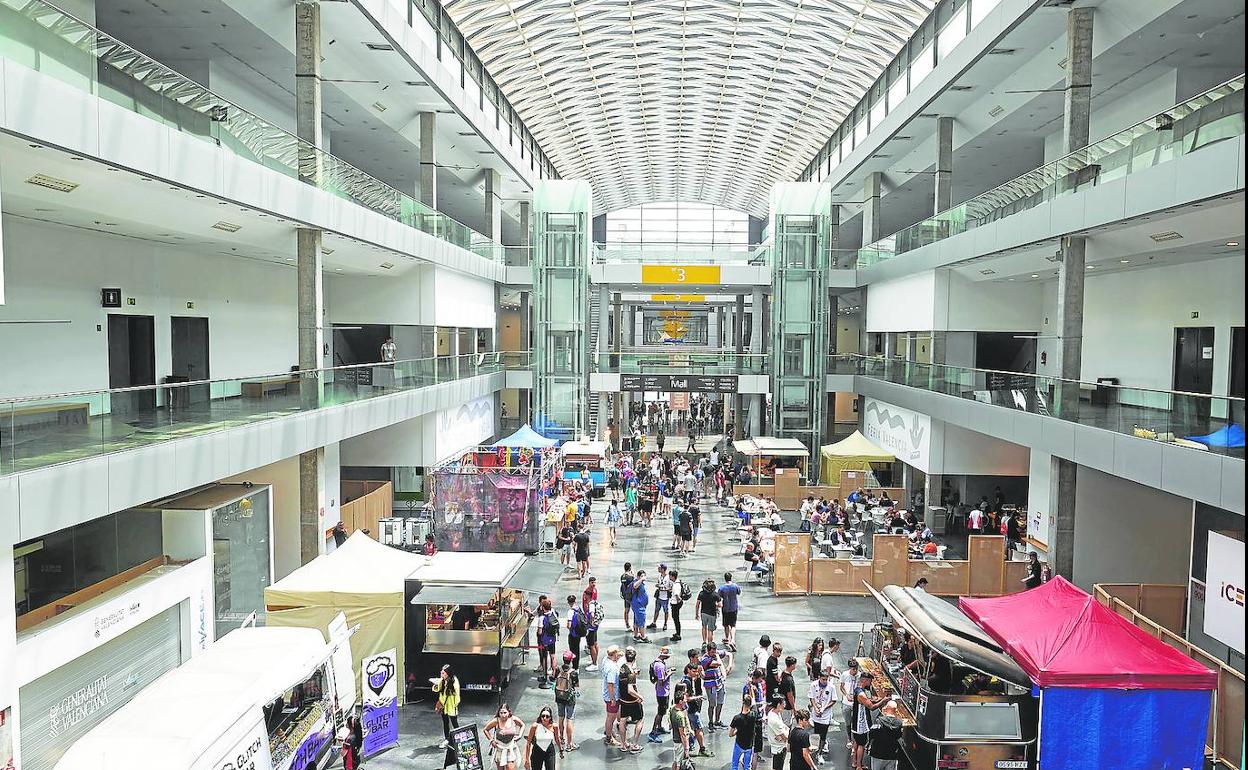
[241, 376, 299, 398]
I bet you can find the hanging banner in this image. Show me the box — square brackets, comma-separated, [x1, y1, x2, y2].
[1204, 531, 1245, 654]
[641, 265, 721, 285]
[862, 398, 931, 471]
[361, 648, 400, 757]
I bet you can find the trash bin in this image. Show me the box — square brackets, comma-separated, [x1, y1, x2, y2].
[1092, 377, 1119, 407]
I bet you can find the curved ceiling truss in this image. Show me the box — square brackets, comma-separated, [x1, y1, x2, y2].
[442, 0, 936, 214]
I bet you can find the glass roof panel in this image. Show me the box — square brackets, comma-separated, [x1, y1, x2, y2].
[442, 0, 936, 214]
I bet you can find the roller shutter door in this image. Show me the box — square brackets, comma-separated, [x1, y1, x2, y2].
[19, 604, 183, 770]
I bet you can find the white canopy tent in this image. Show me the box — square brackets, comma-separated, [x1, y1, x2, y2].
[264, 531, 427, 704]
[55, 627, 333, 770]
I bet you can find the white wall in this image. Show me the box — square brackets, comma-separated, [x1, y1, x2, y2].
[865, 270, 936, 333]
[941, 272, 1042, 332]
[1043, 69, 1178, 163]
[1026, 451, 1054, 549]
[340, 395, 496, 468]
[326, 266, 497, 333]
[0, 217, 297, 400]
[1035, 256, 1245, 395]
[1072, 466, 1194, 590]
[937, 423, 1030, 476]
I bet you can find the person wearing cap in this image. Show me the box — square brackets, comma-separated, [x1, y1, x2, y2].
[647, 646, 675, 742]
[839, 658, 860, 747]
[601, 645, 623, 748]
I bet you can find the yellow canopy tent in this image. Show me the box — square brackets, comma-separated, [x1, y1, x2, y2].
[819, 430, 896, 484]
[264, 531, 427, 704]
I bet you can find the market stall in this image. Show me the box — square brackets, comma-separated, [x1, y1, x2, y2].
[55, 626, 351, 770]
[428, 440, 560, 554]
[819, 430, 896, 486]
[405, 552, 563, 695]
[264, 531, 427, 705]
[864, 583, 1038, 769]
[733, 436, 809, 481]
[960, 577, 1217, 770]
[560, 437, 609, 494]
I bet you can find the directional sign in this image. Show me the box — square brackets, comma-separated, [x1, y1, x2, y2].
[640, 265, 722, 285]
[619, 374, 738, 393]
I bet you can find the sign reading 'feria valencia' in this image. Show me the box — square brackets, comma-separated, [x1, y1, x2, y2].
[640, 265, 722, 284]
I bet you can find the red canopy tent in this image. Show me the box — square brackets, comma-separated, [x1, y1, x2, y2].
[959, 576, 1216, 690]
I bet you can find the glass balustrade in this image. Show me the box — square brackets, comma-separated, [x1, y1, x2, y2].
[836, 354, 1245, 457]
[0, 353, 514, 476]
[857, 76, 1246, 267]
[593, 243, 771, 264]
[0, 0, 508, 261]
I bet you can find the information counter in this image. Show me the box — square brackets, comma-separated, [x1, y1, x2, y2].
[863, 584, 1039, 770]
[405, 552, 563, 694]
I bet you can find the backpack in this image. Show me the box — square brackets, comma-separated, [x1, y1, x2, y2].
[569, 608, 586, 638]
[554, 669, 575, 704]
[649, 660, 663, 685]
[620, 574, 635, 601]
[539, 611, 559, 644]
[679, 581, 693, 602]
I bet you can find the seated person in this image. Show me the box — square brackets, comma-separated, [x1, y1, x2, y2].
[921, 538, 939, 557]
[830, 524, 852, 546]
[879, 491, 893, 507]
[767, 509, 785, 530]
[744, 542, 768, 573]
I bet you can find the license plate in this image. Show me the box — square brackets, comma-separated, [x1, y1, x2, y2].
[995, 762, 1029, 769]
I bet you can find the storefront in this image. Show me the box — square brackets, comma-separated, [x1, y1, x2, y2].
[405, 553, 563, 694]
[55, 626, 353, 770]
[19, 605, 185, 770]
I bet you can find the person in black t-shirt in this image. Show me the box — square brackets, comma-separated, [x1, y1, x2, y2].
[1024, 551, 1044, 589]
[778, 656, 798, 713]
[573, 526, 591, 579]
[727, 696, 757, 770]
[788, 709, 815, 770]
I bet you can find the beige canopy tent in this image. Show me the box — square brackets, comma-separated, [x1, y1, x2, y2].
[732, 436, 810, 478]
[819, 430, 895, 484]
[264, 531, 427, 704]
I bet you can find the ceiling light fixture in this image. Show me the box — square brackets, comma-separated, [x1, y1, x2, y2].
[1227, 240, 1240, 247]
[364, 42, 394, 51]
[25, 173, 79, 193]
[211, 221, 241, 233]
[1120, 259, 1130, 263]
[1148, 230, 1183, 242]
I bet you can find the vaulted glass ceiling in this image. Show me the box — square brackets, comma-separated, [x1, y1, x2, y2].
[441, 0, 936, 214]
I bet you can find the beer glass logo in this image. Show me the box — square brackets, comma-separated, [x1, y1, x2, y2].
[367, 657, 394, 696]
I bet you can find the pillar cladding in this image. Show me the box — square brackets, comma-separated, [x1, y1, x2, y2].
[484, 168, 503, 244]
[1062, 8, 1094, 156]
[862, 172, 883, 246]
[295, 2, 325, 565]
[934, 117, 954, 214]
[419, 111, 438, 209]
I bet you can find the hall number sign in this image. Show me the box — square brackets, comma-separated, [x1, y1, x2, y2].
[641, 265, 722, 285]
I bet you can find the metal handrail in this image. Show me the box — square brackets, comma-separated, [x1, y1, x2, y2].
[0, 352, 516, 405]
[837, 353, 1246, 403]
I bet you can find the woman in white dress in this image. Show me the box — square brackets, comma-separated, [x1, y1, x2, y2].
[484, 703, 527, 770]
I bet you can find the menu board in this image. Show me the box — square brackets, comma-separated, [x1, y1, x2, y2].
[450, 723, 485, 770]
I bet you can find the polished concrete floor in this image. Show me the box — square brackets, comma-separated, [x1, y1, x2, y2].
[367, 497, 911, 770]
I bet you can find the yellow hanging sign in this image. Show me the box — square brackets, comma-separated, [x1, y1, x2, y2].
[650, 294, 707, 302]
[640, 265, 722, 285]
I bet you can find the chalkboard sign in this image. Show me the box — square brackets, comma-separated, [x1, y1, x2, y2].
[450, 723, 485, 770]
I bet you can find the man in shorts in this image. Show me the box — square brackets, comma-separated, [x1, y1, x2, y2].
[601, 645, 622, 747]
[717, 572, 742, 650]
[647, 646, 674, 742]
[668, 690, 692, 770]
[582, 581, 601, 672]
[680, 649, 712, 756]
[617, 647, 646, 753]
[701, 641, 727, 729]
[650, 564, 673, 632]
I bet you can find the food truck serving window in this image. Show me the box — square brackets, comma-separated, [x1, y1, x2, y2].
[943, 702, 1023, 740]
[266, 666, 333, 767]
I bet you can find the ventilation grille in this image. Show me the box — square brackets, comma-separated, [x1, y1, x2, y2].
[211, 221, 241, 233]
[1149, 231, 1183, 243]
[25, 174, 78, 193]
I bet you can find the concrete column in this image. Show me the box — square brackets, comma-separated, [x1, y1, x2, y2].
[628, 305, 637, 346]
[862, 172, 883, 245]
[419, 111, 438, 209]
[484, 168, 502, 244]
[934, 117, 954, 214]
[518, 201, 532, 248]
[1052, 7, 1093, 581]
[295, 1, 324, 565]
[923, 473, 944, 530]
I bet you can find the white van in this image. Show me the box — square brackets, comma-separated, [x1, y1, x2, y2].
[55, 626, 354, 770]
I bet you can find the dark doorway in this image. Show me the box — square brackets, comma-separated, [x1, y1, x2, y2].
[107, 314, 156, 417]
[332, 324, 391, 366]
[975, 331, 1037, 373]
[171, 316, 211, 406]
[1173, 326, 1215, 424]
[1230, 327, 1245, 426]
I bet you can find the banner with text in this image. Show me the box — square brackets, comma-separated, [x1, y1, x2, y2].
[1204, 531, 1244, 654]
[620, 374, 738, 393]
[361, 648, 400, 757]
[862, 398, 931, 472]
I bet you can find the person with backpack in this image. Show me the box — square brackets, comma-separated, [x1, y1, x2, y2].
[619, 563, 636, 628]
[553, 654, 581, 753]
[566, 594, 587, 669]
[669, 569, 690, 642]
[535, 595, 560, 689]
[641, 646, 672, 742]
[581, 583, 602, 672]
[667, 689, 692, 770]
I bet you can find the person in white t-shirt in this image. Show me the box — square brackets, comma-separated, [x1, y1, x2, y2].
[819, 639, 840, 691]
[806, 671, 838, 762]
[838, 659, 859, 749]
[765, 699, 789, 770]
[967, 508, 985, 534]
[753, 635, 772, 674]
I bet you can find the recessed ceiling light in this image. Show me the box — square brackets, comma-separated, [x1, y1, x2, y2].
[1086, 265, 1096, 269]
[322, 247, 335, 255]
[1227, 241, 1240, 247]
[979, 268, 996, 275]
[25, 173, 79, 193]
[1120, 259, 1130, 263]
[1030, 274, 1039, 278]
[380, 262, 395, 270]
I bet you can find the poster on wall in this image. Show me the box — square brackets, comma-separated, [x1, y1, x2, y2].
[1204, 531, 1245, 654]
[361, 648, 400, 757]
[1028, 508, 1048, 547]
[862, 399, 931, 472]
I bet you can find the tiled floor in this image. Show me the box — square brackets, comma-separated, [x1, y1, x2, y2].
[366, 497, 912, 770]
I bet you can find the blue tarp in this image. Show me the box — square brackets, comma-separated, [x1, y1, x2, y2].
[1186, 423, 1246, 448]
[1039, 687, 1211, 770]
[492, 423, 559, 449]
